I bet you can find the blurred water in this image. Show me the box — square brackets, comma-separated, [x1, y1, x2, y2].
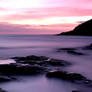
[0, 35, 92, 92]
[0, 35, 91, 58]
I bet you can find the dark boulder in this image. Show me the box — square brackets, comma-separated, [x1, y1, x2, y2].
[13, 55, 48, 62]
[67, 50, 84, 55]
[46, 70, 85, 81]
[57, 48, 84, 55]
[0, 88, 7, 92]
[12, 55, 71, 67]
[57, 48, 76, 51]
[0, 73, 15, 82]
[83, 43, 92, 50]
[26, 55, 48, 61]
[12, 55, 49, 66]
[0, 75, 11, 82]
[46, 70, 92, 86]
[72, 90, 80, 92]
[0, 55, 72, 75]
[0, 63, 46, 75]
[45, 59, 71, 66]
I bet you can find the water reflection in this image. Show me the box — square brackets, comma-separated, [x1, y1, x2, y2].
[0, 75, 78, 92]
[0, 59, 15, 64]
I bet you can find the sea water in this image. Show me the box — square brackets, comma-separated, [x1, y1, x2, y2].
[0, 35, 92, 92]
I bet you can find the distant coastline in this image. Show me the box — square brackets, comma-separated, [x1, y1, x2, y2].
[57, 19, 92, 36]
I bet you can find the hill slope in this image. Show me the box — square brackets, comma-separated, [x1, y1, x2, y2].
[58, 19, 92, 36]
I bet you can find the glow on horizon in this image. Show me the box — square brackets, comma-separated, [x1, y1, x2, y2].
[5, 16, 92, 25]
[0, 0, 92, 34]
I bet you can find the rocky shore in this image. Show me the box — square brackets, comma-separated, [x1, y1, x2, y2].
[56, 43, 92, 56]
[0, 42, 92, 92]
[57, 48, 84, 55]
[46, 70, 92, 87]
[0, 55, 71, 76]
[0, 53, 92, 92]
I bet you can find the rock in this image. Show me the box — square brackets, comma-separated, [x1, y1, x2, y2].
[13, 55, 48, 62]
[0, 55, 72, 75]
[58, 19, 92, 36]
[46, 70, 92, 86]
[46, 70, 67, 78]
[12, 55, 49, 66]
[57, 48, 84, 55]
[0, 73, 16, 82]
[57, 48, 76, 51]
[72, 90, 80, 92]
[83, 43, 92, 50]
[46, 70, 84, 81]
[0, 88, 7, 92]
[12, 55, 71, 67]
[0, 63, 46, 75]
[0, 75, 11, 82]
[17, 60, 44, 66]
[67, 50, 84, 55]
[45, 59, 71, 66]
[26, 55, 48, 61]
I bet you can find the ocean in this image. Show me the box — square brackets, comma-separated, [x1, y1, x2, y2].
[0, 35, 92, 92]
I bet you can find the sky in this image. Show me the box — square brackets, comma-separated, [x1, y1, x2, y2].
[0, 0, 92, 34]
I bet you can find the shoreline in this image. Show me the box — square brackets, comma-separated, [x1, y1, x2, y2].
[0, 36, 91, 92]
[0, 53, 92, 92]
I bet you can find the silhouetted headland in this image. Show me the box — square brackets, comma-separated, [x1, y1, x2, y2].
[58, 19, 92, 36]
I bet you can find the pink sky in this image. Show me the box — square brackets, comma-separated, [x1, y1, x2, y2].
[0, 0, 92, 34]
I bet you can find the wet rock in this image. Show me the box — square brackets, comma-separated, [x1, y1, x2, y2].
[57, 48, 84, 55]
[72, 90, 80, 92]
[67, 50, 84, 55]
[46, 70, 67, 78]
[0, 55, 72, 75]
[83, 43, 92, 50]
[0, 88, 7, 92]
[46, 70, 84, 81]
[17, 60, 44, 66]
[46, 70, 92, 86]
[12, 55, 71, 67]
[45, 59, 71, 67]
[13, 55, 48, 62]
[0, 75, 11, 82]
[12, 55, 49, 66]
[0, 63, 46, 75]
[26, 55, 48, 61]
[57, 48, 76, 51]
